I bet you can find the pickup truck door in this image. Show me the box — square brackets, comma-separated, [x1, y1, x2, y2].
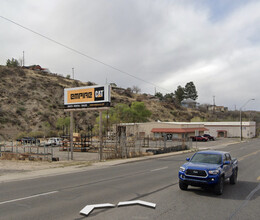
[223, 154, 233, 178]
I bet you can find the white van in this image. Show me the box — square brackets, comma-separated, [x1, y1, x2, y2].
[47, 137, 63, 146]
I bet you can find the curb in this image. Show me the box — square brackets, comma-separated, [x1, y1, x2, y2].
[0, 139, 242, 183]
[0, 149, 195, 183]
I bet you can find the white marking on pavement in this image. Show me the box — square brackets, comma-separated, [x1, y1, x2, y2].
[229, 183, 260, 219]
[118, 200, 156, 208]
[0, 191, 58, 205]
[80, 203, 116, 216]
[238, 149, 260, 161]
[151, 166, 168, 172]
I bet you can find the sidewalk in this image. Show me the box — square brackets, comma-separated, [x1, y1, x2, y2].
[0, 138, 241, 183]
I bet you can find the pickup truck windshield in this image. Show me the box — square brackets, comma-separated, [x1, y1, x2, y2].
[191, 153, 222, 164]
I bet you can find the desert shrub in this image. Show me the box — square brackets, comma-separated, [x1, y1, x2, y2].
[16, 107, 26, 115]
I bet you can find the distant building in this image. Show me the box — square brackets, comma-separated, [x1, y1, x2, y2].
[24, 65, 43, 71]
[114, 122, 207, 139]
[181, 98, 198, 108]
[113, 121, 256, 139]
[207, 105, 228, 113]
[24, 65, 51, 73]
[202, 121, 255, 138]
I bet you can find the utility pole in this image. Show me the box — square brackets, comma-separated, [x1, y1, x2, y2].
[240, 99, 255, 141]
[99, 111, 103, 161]
[72, 67, 74, 79]
[23, 51, 25, 66]
[213, 95, 215, 114]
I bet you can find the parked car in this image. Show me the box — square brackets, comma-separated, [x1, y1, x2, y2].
[17, 137, 40, 145]
[203, 134, 215, 141]
[178, 150, 238, 195]
[47, 137, 63, 146]
[190, 136, 208, 141]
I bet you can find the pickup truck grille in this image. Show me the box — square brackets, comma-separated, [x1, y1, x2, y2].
[185, 169, 207, 177]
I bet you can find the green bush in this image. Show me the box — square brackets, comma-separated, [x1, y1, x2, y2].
[16, 107, 26, 115]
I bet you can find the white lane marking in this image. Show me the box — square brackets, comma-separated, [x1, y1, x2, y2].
[229, 183, 260, 219]
[151, 166, 168, 172]
[0, 191, 58, 205]
[118, 200, 156, 208]
[80, 203, 116, 216]
[238, 149, 260, 161]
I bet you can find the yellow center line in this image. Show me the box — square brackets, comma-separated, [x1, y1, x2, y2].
[238, 149, 260, 161]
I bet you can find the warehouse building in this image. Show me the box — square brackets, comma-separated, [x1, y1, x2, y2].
[114, 121, 256, 139]
[115, 122, 207, 139]
[201, 121, 256, 138]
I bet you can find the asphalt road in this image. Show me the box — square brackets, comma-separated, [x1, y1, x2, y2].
[0, 139, 259, 220]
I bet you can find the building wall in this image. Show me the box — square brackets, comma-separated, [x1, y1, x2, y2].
[203, 122, 256, 138]
[114, 121, 256, 139]
[116, 122, 205, 138]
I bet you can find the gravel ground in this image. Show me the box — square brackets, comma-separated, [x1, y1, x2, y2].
[0, 138, 241, 179]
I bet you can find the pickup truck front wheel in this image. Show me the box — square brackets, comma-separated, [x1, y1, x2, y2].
[230, 168, 238, 185]
[179, 180, 188, 190]
[214, 176, 224, 195]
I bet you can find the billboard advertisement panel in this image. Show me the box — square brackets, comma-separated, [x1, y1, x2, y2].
[64, 85, 110, 109]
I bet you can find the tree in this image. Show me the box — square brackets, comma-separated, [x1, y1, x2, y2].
[184, 81, 198, 100]
[43, 121, 51, 138]
[130, 102, 151, 122]
[155, 92, 163, 100]
[56, 117, 70, 129]
[95, 102, 151, 129]
[56, 117, 70, 135]
[164, 93, 174, 102]
[174, 86, 185, 104]
[6, 58, 20, 67]
[132, 85, 141, 94]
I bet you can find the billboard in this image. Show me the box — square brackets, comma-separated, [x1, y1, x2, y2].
[64, 85, 111, 109]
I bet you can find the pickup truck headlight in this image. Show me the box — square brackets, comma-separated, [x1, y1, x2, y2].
[208, 170, 219, 175]
[179, 167, 185, 172]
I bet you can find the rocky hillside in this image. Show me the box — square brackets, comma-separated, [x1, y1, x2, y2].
[0, 65, 259, 140]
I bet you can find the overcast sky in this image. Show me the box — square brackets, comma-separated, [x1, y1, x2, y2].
[0, 0, 259, 111]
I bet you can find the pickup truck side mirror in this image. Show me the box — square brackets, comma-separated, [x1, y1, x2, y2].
[224, 161, 231, 165]
[186, 158, 190, 161]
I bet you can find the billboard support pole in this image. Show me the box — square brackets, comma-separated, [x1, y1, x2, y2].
[99, 110, 103, 161]
[70, 111, 74, 160]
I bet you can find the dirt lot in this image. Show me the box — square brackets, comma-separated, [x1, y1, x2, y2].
[0, 138, 241, 181]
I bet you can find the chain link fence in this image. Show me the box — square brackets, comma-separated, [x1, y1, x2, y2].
[0, 135, 192, 162]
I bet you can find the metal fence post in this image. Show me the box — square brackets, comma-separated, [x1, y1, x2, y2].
[44, 143, 46, 160]
[164, 134, 167, 149]
[99, 110, 103, 161]
[70, 111, 74, 160]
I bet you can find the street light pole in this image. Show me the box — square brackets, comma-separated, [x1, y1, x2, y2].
[239, 99, 255, 141]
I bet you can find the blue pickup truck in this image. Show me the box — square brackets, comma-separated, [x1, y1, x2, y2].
[178, 150, 238, 195]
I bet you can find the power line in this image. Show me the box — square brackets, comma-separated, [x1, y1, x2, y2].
[0, 15, 172, 93]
